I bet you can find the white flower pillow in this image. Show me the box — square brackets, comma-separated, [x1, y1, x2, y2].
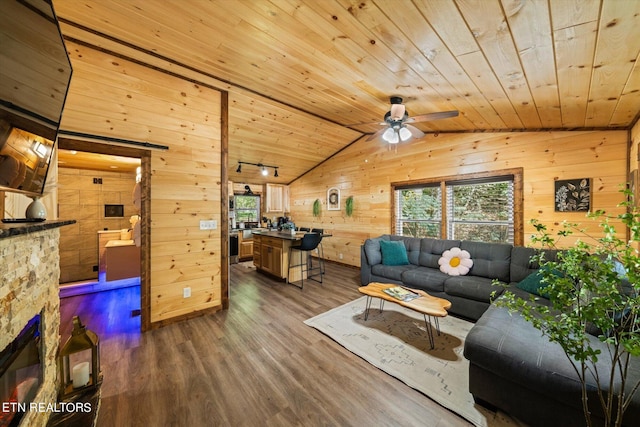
[438, 247, 473, 276]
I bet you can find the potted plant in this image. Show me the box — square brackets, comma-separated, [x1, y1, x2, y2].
[496, 187, 640, 427]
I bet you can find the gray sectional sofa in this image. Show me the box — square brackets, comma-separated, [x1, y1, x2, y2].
[360, 234, 640, 427]
[360, 234, 538, 321]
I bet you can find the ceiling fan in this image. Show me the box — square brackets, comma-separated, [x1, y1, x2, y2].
[354, 96, 459, 144]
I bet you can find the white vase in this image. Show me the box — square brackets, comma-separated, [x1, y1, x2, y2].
[25, 197, 47, 219]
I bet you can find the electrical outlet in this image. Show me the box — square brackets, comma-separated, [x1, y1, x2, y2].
[199, 220, 217, 230]
[183, 287, 191, 298]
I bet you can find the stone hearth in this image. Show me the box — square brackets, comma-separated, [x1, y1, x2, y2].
[1, 221, 74, 426]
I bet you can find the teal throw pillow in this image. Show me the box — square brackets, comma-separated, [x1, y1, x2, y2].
[516, 266, 562, 298]
[379, 240, 409, 266]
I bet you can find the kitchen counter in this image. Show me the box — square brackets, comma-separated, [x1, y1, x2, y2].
[252, 231, 306, 282]
[105, 239, 135, 248]
[250, 229, 307, 240]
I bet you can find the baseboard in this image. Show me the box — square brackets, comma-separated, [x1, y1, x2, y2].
[59, 277, 140, 298]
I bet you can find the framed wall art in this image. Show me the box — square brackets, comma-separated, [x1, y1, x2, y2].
[554, 178, 591, 212]
[327, 187, 340, 211]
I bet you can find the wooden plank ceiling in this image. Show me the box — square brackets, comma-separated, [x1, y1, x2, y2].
[53, 0, 640, 184]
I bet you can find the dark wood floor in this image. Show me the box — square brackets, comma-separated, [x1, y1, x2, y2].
[60, 261, 472, 427]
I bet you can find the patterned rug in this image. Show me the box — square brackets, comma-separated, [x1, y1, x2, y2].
[304, 297, 523, 427]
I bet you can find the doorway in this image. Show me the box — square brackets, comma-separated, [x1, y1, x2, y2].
[57, 137, 151, 332]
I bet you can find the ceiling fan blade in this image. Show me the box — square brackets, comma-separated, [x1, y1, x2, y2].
[345, 120, 387, 127]
[366, 127, 387, 141]
[405, 124, 425, 139]
[405, 110, 459, 123]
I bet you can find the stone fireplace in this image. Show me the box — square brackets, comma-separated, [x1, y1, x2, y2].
[1, 221, 74, 427]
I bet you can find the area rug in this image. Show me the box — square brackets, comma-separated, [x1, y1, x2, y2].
[304, 297, 523, 427]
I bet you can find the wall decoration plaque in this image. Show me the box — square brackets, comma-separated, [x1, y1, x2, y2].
[327, 187, 340, 211]
[554, 178, 590, 212]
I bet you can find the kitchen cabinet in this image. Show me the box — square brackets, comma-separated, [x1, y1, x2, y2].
[253, 235, 262, 268]
[251, 231, 305, 282]
[261, 238, 283, 277]
[265, 184, 289, 213]
[239, 240, 253, 260]
[238, 229, 253, 261]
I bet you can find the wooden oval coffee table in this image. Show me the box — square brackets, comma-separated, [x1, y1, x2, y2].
[358, 282, 452, 349]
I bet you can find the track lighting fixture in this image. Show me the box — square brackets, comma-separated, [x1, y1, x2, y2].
[235, 161, 280, 178]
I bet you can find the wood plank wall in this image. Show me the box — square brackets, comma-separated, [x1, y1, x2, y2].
[59, 41, 223, 324]
[58, 167, 137, 283]
[289, 131, 629, 267]
[631, 122, 640, 225]
[632, 122, 639, 183]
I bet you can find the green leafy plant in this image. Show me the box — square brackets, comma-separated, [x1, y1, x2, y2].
[495, 187, 640, 427]
[345, 196, 354, 217]
[312, 199, 321, 218]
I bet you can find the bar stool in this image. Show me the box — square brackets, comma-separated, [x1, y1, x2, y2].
[311, 228, 325, 274]
[287, 233, 324, 289]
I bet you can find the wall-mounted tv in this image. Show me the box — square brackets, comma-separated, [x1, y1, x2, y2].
[0, 0, 72, 198]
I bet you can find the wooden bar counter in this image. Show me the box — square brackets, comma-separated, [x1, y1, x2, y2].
[251, 230, 308, 282]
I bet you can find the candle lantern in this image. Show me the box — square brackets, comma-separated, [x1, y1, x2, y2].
[58, 316, 102, 399]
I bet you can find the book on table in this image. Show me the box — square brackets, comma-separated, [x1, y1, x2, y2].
[382, 286, 420, 302]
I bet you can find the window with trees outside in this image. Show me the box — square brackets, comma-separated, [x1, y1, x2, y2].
[234, 195, 260, 223]
[393, 169, 523, 245]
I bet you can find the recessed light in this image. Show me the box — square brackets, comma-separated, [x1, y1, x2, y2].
[70, 150, 77, 155]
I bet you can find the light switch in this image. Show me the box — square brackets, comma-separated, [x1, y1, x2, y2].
[199, 220, 217, 230]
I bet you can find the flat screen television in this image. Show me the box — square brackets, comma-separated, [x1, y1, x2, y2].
[0, 0, 72, 198]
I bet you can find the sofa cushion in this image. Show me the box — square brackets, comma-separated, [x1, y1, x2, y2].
[444, 276, 505, 303]
[363, 235, 390, 266]
[380, 240, 409, 266]
[418, 238, 461, 268]
[438, 247, 473, 276]
[516, 266, 564, 298]
[390, 236, 422, 265]
[371, 264, 417, 281]
[460, 241, 512, 282]
[401, 267, 450, 293]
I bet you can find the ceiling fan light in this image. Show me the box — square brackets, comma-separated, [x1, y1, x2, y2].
[399, 127, 412, 141]
[382, 127, 396, 143]
[388, 130, 400, 144]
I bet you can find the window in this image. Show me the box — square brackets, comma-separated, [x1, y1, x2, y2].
[234, 195, 260, 223]
[393, 169, 522, 245]
[446, 179, 514, 243]
[395, 185, 442, 238]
